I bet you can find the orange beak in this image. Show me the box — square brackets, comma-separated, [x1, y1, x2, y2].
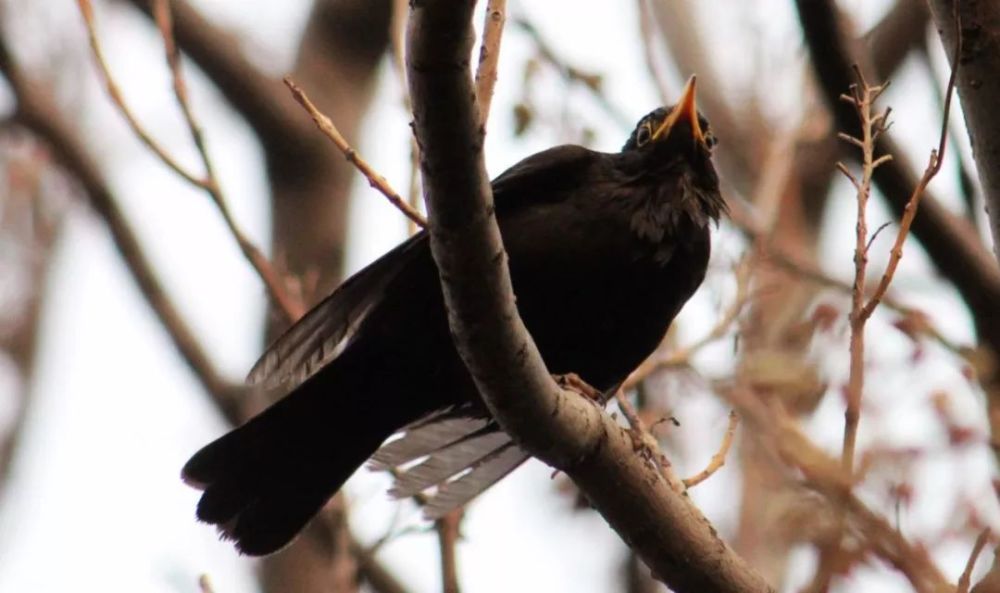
[652, 75, 705, 145]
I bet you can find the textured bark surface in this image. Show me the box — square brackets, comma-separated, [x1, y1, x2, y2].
[928, 0, 1000, 264]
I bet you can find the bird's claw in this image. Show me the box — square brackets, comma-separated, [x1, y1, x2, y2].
[627, 427, 661, 461]
[553, 372, 605, 409]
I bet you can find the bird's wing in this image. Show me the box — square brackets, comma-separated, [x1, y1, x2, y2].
[490, 144, 598, 212]
[247, 232, 429, 390]
[247, 144, 596, 391]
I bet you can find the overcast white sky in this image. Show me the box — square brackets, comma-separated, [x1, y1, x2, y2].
[0, 1, 996, 592]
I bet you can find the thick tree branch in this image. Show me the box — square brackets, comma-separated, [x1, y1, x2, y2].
[927, 0, 1000, 265]
[406, 2, 771, 591]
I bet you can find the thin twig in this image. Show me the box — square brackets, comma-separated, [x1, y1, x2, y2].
[77, 0, 301, 323]
[958, 529, 992, 593]
[839, 8, 961, 473]
[683, 410, 739, 488]
[436, 509, 463, 593]
[389, 0, 425, 236]
[728, 195, 964, 354]
[860, 17, 962, 321]
[284, 78, 428, 229]
[7, 6, 241, 417]
[474, 0, 506, 126]
[837, 68, 890, 474]
[512, 17, 631, 129]
[151, 0, 301, 323]
[729, 194, 963, 356]
[77, 0, 201, 186]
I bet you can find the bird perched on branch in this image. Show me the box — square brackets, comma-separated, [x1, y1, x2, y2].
[182, 76, 724, 556]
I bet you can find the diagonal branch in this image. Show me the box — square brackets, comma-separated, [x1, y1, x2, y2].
[0, 34, 240, 415]
[0, 23, 412, 593]
[406, 2, 771, 591]
[78, 0, 302, 323]
[474, 0, 506, 126]
[283, 78, 428, 228]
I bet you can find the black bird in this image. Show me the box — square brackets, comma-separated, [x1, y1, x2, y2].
[182, 77, 725, 556]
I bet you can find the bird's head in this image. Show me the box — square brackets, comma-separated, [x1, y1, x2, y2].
[623, 76, 716, 156]
[620, 76, 726, 225]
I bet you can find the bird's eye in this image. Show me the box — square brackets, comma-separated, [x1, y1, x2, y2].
[635, 122, 653, 147]
[703, 128, 718, 149]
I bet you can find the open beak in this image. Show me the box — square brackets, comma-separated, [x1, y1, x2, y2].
[651, 75, 705, 145]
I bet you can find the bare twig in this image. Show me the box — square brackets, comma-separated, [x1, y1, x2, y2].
[77, 0, 301, 323]
[474, 0, 506, 126]
[614, 391, 685, 493]
[959, 529, 993, 593]
[837, 69, 892, 473]
[727, 199, 964, 353]
[512, 17, 631, 129]
[77, 0, 200, 186]
[683, 410, 739, 488]
[436, 509, 463, 593]
[151, 0, 301, 323]
[838, 12, 960, 473]
[1, 30, 240, 415]
[860, 18, 961, 321]
[927, 0, 1000, 267]
[389, 0, 425, 237]
[284, 78, 428, 229]
[795, 0, 1000, 355]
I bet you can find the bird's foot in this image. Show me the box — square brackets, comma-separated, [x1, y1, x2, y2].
[624, 427, 685, 492]
[627, 426, 662, 463]
[553, 373, 605, 409]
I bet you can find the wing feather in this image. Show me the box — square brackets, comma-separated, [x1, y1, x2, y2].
[422, 444, 530, 519]
[247, 233, 428, 390]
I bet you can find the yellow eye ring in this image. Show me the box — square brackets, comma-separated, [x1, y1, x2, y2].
[635, 121, 653, 147]
[703, 128, 718, 149]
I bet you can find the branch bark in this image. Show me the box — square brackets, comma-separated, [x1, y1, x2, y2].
[406, 2, 772, 591]
[927, 0, 1000, 265]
